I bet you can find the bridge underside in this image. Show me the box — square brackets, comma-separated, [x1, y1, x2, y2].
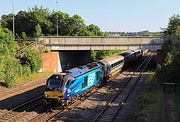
[47, 44, 163, 51]
[58, 51, 91, 71]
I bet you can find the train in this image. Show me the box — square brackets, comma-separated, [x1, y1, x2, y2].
[44, 49, 143, 106]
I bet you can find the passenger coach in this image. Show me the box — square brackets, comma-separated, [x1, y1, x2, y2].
[99, 55, 124, 79]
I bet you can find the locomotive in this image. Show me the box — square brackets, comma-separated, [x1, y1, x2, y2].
[44, 49, 143, 106]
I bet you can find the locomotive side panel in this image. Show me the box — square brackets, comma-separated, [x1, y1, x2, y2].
[64, 68, 103, 100]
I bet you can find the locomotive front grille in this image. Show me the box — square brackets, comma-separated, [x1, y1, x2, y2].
[44, 91, 64, 99]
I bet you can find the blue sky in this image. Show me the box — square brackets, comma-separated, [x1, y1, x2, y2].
[0, 0, 180, 32]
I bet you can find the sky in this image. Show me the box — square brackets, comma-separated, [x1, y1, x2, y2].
[0, 0, 180, 32]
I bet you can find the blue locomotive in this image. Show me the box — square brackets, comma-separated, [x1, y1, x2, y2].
[44, 49, 142, 105]
[44, 62, 103, 105]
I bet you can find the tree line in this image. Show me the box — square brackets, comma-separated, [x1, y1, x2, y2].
[108, 31, 161, 37]
[0, 6, 107, 38]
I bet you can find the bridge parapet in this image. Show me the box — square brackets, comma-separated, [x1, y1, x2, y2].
[38, 36, 166, 51]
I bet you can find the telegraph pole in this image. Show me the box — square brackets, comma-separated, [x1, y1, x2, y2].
[12, 0, 15, 39]
[56, 1, 59, 37]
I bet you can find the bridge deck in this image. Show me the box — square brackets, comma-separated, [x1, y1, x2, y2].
[38, 36, 166, 51]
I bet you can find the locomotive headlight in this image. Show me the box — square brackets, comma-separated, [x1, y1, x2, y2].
[44, 94, 48, 97]
[67, 89, 71, 93]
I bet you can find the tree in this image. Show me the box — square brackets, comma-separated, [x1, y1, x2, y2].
[49, 11, 70, 35]
[1, 14, 13, 31]
[87, 24, 107, 36]
[28, 6, 52, 36]
[0, 27, 16, 55]
[15, 11, 29, 37]
[164, 15, 180, 39]
[35, 24, 42, 37]
[0, 6, 107, 37]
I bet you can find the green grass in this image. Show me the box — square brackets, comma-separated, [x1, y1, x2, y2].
[175, 85, 180, 121]
[128, 76, 164, 122]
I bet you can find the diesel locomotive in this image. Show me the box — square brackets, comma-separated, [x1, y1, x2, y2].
[44, 49, 143, 106]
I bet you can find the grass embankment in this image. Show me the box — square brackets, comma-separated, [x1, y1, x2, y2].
[0, 72, 52, 88]
[128, 75, 164, 122]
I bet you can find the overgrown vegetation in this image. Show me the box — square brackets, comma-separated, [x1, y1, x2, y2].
[128, 76, 164, 122]
[90, 50, 127, 61]
[0, 26, 43, 87]
[1, 6, 107, 38]
[155, 15, 180, 83]
[0, 27, 18, 87]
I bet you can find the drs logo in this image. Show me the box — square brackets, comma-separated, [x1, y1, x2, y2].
[88, 73, 95, 86]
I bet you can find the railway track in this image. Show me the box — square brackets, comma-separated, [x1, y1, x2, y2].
[93, 54, 153, 122]
[29, 87, 99, 122]
[29, 70, 137, 122]
[0, 95, 44, 122]
[29, 64, 124, 122]
[0, 78, 46, 101]
[30, 54, 151, 122]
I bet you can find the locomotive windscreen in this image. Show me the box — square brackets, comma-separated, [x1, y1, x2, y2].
[47, 75, 64, 89]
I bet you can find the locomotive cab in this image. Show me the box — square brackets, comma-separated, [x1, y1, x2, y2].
[44, 73, 74, 105]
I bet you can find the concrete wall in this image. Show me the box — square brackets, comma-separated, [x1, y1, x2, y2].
[39, 36, 166, 51]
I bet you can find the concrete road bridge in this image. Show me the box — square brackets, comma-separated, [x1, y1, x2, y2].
[39, 36, 166, 51]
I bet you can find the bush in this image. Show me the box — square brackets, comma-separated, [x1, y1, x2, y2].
[17, 64, 32, 77]
[0, 55, 19, 87]
[21, 49, 43, 73]
[0, 27, 16, 55]
[22, 65, 32, 76]
[0, 27, 19, 87]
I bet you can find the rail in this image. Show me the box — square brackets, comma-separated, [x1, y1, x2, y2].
[0, 95, 44, 122]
